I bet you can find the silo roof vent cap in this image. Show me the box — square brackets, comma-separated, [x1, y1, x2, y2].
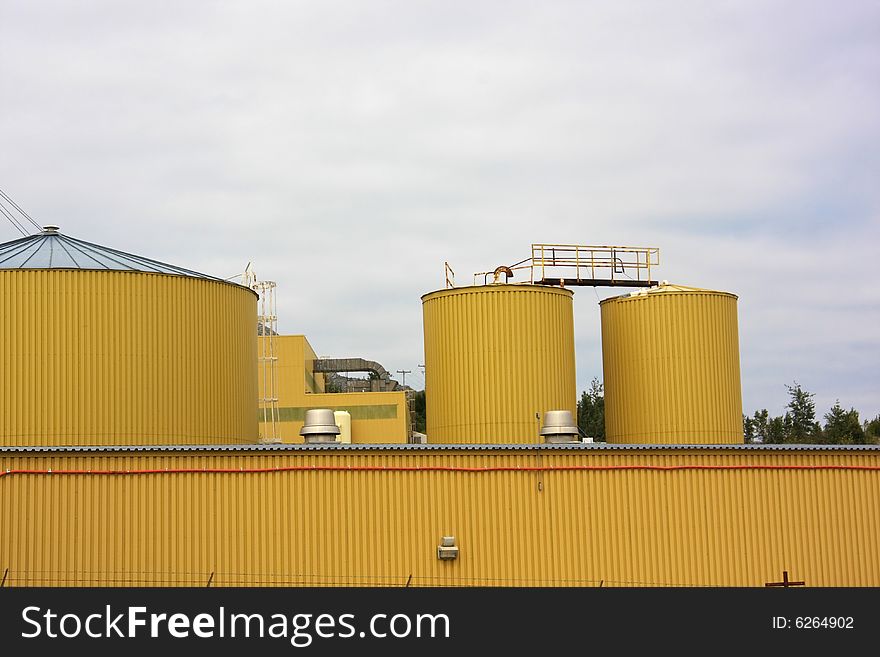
[539, 410, 580, 443]
[41, 225, 60, 234]
[300, 408, 341, 444]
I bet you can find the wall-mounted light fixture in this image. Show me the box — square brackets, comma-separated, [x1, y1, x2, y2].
[437, 536, 459, 560]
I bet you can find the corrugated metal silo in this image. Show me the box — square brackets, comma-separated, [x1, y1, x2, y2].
[0, 228, 258, 446]
[422, 284, 576, 443]
[600, 283, 742, 444]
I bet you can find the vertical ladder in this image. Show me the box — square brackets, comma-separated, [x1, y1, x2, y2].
[250, 273, 280, 444]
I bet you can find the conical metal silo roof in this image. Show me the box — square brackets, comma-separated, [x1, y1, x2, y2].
[0, 226, 225, 281]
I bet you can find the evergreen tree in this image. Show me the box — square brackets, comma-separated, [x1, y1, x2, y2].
[865, 415, 880, 444]
[766, 415, 785, 444]
[577, 377, 605, 442]
[784, 382, 820, 443]
[782, 412, 793, 442]
[743, 414, 755, 443]
[823, 401, 865, 445]
[751, 409, 771, 443]
[746, 384, 873, 447]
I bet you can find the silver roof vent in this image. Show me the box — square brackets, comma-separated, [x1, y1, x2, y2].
[300, 409, 341, 444]
[539, 410, 580, 443]
[41, 225, 60, 234]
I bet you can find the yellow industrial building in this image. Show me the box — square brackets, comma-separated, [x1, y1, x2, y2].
[1, 230, 878, 587]
[257, 335, 409, 444]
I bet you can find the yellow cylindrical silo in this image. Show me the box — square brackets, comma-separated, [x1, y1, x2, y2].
[0, 230, 258, 446]
[422, 284, 576, 443]
[600, 283, 742, 444]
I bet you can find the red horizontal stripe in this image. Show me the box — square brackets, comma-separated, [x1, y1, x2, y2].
[2, 463, 880, 477]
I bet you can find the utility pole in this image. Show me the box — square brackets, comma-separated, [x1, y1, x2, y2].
[396, 369, 412, 387]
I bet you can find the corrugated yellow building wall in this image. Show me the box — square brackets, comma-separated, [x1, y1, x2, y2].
[259, 335, 408, 443]
[422, 285, 577, 444]
[0, 270, 258, 446]
[601, 284, 743, 444]
[2, 446, 877, 587]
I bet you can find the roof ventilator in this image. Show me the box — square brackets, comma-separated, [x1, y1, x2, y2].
[300, 409, 340, 444]
[539, 410, 580, 443]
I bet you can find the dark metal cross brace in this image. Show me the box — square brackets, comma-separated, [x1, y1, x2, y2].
[765, 570, 805, 587]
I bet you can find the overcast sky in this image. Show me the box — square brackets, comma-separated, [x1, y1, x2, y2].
[2, 0, 878, 422]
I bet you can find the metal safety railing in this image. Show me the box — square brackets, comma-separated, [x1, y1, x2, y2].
[530, 243, 659, 285]
[471, 243, 660, 287]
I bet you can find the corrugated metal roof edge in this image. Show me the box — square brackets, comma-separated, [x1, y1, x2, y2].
[421, 283, 574, 302]
[1, 443, 879, 453]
